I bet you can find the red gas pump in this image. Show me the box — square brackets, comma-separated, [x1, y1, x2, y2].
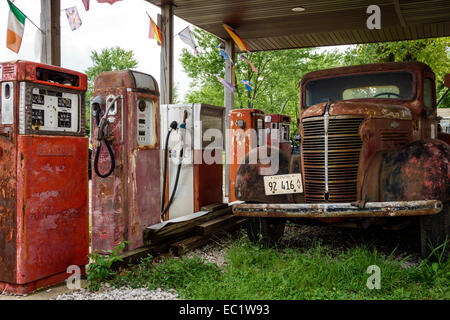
[91, 70, 161, 253]
[264, 114, 292, 155]
[0, 61, 89, 294]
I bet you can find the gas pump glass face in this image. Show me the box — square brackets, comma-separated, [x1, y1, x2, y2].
[138, 100, 147, 112]
[137, 100, 155, 147]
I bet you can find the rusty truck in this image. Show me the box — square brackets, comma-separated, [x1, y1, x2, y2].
[232, 62, 450, 258]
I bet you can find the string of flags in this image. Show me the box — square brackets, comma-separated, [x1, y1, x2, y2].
[5, 0, 257, 96]
[216, 25, 255, 95]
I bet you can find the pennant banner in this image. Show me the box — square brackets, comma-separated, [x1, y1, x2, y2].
[217, 76, 234, 93]
[6, 0, 26, 53]
[177, 27, 198, 54]
[223, 24, 250, 53]
[239, 54, 257, 72]
[216, 46, 234, 65]
[65, 7, 82, 31]
[97, 0, 122, 4]
[82, 0, 90, 11]
[240, 79, 254, 92]
[147, 14, 162, 46]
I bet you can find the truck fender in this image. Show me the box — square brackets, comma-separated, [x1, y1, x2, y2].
[235, 146, 295, 204]
[361, 139, 450, 203]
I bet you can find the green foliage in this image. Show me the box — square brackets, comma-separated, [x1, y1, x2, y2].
[180, 29, 343, 134]
[86, 242, 127, 291]
[84, 47, 138, 135]
[344, 37, 450, 107]
[106, 240, 449, 300]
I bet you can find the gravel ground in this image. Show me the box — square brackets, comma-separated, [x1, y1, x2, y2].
[53, 220, 423, 300]
[53, 284, 178, 300]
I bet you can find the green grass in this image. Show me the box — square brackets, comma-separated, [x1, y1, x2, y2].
[104, 237, 450, 300]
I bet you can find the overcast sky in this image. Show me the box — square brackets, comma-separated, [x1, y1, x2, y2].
[0, 0, 193, 98]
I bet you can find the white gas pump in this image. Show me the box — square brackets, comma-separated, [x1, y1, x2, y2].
[160, 104, 225, 220]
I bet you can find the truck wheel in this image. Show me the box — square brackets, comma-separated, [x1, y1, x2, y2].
[420, 202, 450, 259]
[245, 217, 286, 246]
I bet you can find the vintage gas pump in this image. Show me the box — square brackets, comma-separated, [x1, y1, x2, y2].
[229, 108, 265, 202]
[160, 104, 225, 220]
[264, 114, 292, 155]
[0, 61, 89, 294]
[91, 70, 160, 253]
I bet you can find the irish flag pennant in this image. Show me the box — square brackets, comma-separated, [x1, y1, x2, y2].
[147, 13, 162, 46]
[6, 0, 26, 53]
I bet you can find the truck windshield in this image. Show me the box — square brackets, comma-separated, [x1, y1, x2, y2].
[305, 71, 414, 107]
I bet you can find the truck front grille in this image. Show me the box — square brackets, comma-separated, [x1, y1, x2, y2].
[302, 116, 364, 203]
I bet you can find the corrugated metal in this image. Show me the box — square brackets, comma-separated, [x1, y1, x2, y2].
[146, 0, 450, 51]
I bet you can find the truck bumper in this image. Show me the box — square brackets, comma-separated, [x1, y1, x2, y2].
[232, 200, 443, 218]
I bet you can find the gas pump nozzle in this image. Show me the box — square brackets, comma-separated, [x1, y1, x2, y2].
[92, 95, 121, 178]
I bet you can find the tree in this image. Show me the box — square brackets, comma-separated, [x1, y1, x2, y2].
[85, 47, 138, 135]
[180, 29, 343, 134]
[344, 37, 450, 107]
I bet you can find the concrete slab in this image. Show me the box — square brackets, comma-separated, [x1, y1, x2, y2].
[0, 280, 88, 300]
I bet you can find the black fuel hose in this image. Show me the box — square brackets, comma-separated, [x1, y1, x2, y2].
[161, 121, 178, 211]
[161, 148, 183, 220]
[93, 110, 115, 178]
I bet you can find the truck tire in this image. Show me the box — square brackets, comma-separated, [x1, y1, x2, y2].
[420, 202, 450, 259]
[246, 217, 286, 246]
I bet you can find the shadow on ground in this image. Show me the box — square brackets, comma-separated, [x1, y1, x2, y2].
[280, 220, 422, 263]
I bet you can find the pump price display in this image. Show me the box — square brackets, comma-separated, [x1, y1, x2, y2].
[264, 173, 303, 195]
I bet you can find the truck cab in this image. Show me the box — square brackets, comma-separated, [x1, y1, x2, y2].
[233, 62, 450, 258]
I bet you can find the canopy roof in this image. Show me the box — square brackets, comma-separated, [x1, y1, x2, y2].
[146, 0, 450, 51]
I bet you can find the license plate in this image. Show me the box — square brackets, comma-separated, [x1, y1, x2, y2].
[263, 174, 303, 195]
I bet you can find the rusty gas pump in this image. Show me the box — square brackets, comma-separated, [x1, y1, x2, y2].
[0, 61, 89, 295]
[264, 114, 292, 155]
[91, 70, 161, 253]
[228, 108, 265, 202]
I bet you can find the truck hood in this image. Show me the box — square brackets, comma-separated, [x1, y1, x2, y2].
[301, 100, 412, 120]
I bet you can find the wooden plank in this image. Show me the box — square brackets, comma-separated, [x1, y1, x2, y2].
[171, 218, 246, 256]
[200, 203, 228, 212]
[170, 235, 211, 256]
[111, 216, 246, 269]
[40, 0, 60, 66]
[143, 207, 232, 244]
[159, 4, 174, 104]
[196, 214, 238, 235]
[224, 39, 235, 199]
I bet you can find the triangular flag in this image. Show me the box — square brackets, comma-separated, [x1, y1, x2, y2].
[82, 0, 90, 11]
[177, 27, 198, 54]
[6, 0, 26, 53]
[65, 7, 82, 31]
[147, 13, 162, 46]
[239, 54, 257, 72]
[217, 76, 234, 93]
[97, 0, 122, 4]
[223, 24, 250, 53]
[240, 79, 254, 92]
[216, 46, 234, 65]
